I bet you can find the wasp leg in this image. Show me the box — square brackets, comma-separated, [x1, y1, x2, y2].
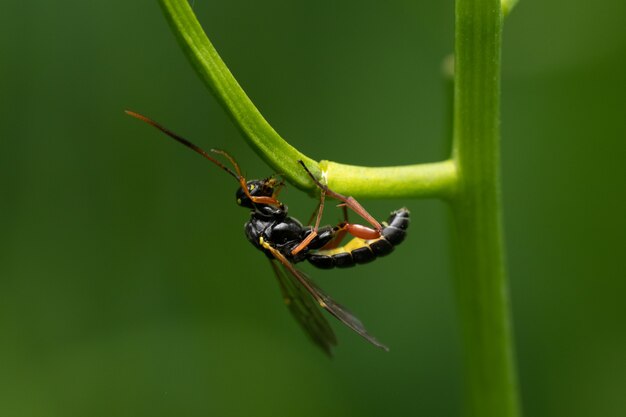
[306, 200, 322, 226]
[298, 160, 383, 232]
[250, 195, 282, 206]
[272, 178, 286, 200]
[317, 206, 381, 251]
[291, 187, 326, 255]
[295, 198, 381, 257]
[318, 205, 349, 250]
[293, 159, 386, 256]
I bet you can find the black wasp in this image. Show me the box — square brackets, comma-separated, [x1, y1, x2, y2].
[126, 110, 410, 355]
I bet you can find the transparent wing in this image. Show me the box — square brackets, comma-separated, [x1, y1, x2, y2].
[264, 243, 389, 352]
[303, 271, 389, 351]
[270, 260, 337, 356]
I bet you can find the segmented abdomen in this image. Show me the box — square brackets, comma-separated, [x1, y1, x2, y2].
[306, 208, 410, 269]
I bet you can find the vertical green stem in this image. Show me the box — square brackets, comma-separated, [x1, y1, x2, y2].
[451, 1, 520, 417]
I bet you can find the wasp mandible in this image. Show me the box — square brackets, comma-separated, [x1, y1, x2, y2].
[126, 110, 409, 355]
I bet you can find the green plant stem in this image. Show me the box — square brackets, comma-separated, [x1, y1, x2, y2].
[158, 1, 521, 416]
[158, 0, 456, 200]
[159, 0, 318, 189]
[502, 0, 520, 16]
[452, 1, 520, 416]
[322, 159, 457, 200]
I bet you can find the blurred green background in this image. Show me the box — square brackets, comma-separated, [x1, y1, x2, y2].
[1, 1, 625, 416]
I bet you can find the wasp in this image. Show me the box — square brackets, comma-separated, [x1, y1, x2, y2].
[126, 110, 410, 355]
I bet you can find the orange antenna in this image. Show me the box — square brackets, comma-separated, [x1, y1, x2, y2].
[125, 110, 239, 181]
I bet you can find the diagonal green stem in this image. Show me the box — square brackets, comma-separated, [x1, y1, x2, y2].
[158, 0, 318, 189]
[157, 0, 454, 200]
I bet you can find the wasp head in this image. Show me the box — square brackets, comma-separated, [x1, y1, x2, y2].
[236, 177, 281, 209]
